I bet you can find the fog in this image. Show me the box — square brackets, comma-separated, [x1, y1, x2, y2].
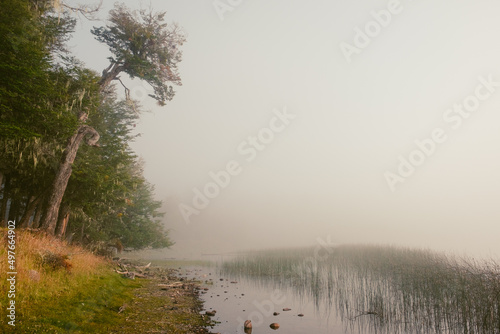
[71, 0, 500, 259]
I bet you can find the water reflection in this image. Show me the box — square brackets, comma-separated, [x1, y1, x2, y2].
[220, 245, 500, 334]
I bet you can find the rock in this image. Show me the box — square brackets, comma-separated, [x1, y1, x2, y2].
[283, 308, 291, 311]
[270, 323, 280, 329]
[273, 312, 280, 316]
[244, 320, 252, 329]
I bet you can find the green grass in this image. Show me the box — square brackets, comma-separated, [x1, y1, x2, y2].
[0, 230, 139, 333]
[0, 230, 214, 333]
[1, 269, 140, 334]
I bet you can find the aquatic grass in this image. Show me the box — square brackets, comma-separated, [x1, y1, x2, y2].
[221, 245, 500, 333]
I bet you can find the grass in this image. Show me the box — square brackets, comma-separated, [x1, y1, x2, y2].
[0, 228, 216, 333]
[0, 229, 139, 333]
[221, 245, 500, 333]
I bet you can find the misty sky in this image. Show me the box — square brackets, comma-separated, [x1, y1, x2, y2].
[69, 0, 500, 258]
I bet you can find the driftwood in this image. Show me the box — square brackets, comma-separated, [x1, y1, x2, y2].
[158, 282, 184, 288]
[116, 270, 146, 279]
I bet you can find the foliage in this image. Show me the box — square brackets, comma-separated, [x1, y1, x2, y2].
[92, 4, 185, 105]
[0, 0, 78, 141]
[0, 0, 182, 250]
[65, 97, 172, 249]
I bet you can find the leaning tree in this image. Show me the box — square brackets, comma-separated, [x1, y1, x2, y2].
[39, 3, 185, 235]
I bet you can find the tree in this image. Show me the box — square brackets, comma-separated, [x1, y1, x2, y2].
[38, 64, 101, 235]
[92, 4, 185, 105]
[0, 0, 180, 249]
[39, 3, 185, 236]
[0, 0, 78, 227]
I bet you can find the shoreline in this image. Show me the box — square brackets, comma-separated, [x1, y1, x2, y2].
[108, 259, 217, 334]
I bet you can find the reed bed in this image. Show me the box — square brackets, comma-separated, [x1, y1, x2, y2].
[221, 245, 500, 333]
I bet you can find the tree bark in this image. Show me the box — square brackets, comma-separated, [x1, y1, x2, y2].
[55, 202, 71, 237]
[39, 124, 100, 235]
[8, 197, 20, 223]
[98, 62, 124, 90]
[0, 173, 10, 227]
[31, 203, 43, 229]
[19, 194, 44, 228]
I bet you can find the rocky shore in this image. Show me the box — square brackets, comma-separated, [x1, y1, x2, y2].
[109, 259, 217, 334]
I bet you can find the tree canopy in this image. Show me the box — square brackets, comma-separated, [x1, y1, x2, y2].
[0, 0, 183, 251]
[92, 4, 185, 105]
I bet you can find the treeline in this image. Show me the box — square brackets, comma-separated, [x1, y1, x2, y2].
[0, 0, 185, 250]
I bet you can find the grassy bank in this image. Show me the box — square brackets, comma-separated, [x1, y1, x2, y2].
[0, 229, 138, 333]
[0, 229, 213, 333]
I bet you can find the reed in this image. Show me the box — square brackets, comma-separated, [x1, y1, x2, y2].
[221, 245, 500, 333]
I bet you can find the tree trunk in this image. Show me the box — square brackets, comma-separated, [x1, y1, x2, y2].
[39, 124, 99, 235]
[0, 173, 10, 227]
[19, 194, 43, 228]
[98, 62, 124, 89]
[8, 197, 20, 224]
[31, 204, 43, 229]
[56, 202, 71, 237]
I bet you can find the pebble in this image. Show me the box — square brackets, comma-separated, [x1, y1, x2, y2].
[270, 323, 280, 329]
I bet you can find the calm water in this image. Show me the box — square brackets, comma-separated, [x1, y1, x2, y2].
[181, 266, 352, 334]
[180, 246, 500, 334]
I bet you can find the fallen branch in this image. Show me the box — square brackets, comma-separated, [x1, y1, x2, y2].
[115, 270, 146, 278]
[158, 282, 184, 288]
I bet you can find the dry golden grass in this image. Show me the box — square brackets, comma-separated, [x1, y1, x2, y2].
[0, 228, 109, 324]
[0, 228, 145, 333]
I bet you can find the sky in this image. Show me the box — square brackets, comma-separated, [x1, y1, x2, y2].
[68, 0, 500, 259]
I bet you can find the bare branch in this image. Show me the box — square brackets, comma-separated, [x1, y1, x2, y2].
[53, 0, 103, 21]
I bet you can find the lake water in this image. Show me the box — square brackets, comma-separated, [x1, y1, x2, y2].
[181, 266, 352, 334]
[177, 246, 500, 334]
